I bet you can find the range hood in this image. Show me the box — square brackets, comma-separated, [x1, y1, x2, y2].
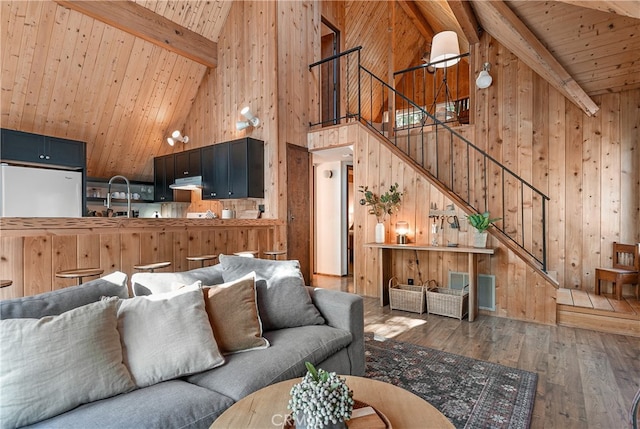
[170, 176, 202, 190]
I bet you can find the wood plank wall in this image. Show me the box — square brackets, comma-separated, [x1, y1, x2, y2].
[183, 1, 279, 221]
[473, 34, 640, 292]
[183, 1, 319, 252]
[0, 219, 281, 300]
[344, 1, 427, 123]
[309, 122, 557, 325]
[308, 34, 639, 325]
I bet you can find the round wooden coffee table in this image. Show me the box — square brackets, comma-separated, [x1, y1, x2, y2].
[210, 375, 453, 428]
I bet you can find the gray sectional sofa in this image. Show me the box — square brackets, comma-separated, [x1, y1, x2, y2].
[0, 256, 365, 429]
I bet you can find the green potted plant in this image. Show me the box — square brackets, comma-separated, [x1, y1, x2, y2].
[359, 183, 403, 243]
[288, 362, 354, 429]
[466, 211, 501, 248]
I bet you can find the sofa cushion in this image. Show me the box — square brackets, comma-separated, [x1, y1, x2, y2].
[0, 271, 128, 319]
[202, 272, 269, 354]
[0, 298, 135, 429]
[218, 254, 324, 330]
[131, 264, 224, 296]
[21, 380, 235, 429]
[187, 325, 352, 401]
[116, 289, 225, 387]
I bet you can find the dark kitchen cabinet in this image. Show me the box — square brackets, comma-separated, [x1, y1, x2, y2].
[153, 154, 191, 203]
[201, 138, 264, 200]
[201, 144, 228, 199]
[154, 154, 176, 202]
[174, 148, 201, 178]
[1, 128, 85, 169]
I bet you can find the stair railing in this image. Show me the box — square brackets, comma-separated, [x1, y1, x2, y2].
[309, 47, 550, 271]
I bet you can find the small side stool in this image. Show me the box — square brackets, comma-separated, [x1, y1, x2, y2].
[263, 250, 286, 260]
[134, 262, 171, 273]
[55, 268, 104, 285]
[0, 280, 13, 288]
[233, 250, 259, 258]
[186, 254, 218, 268]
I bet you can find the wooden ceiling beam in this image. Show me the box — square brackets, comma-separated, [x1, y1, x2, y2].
[397, 0, 435, 40]
[55, 1, 217, 68]
[447, 0, 481, 44]
[553, 0, 640, 19]
[471, 0, 599, 116]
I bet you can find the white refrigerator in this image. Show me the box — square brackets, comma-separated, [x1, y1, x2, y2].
[0, 164, 83, 217]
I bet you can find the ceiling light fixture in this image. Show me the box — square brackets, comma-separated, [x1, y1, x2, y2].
[236, 106, 260, 131]
[476, 62, 493, 89]
[167, 130, 189, 146]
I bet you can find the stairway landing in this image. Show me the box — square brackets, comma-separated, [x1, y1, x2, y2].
[556, 288, 640, 337]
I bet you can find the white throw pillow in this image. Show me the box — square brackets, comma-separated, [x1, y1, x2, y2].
[116, 289, 225, 387]
[0, 298, 135, 428]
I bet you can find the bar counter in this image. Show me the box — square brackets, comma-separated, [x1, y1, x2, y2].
[0, 217, 283, 234]
[0, 217, 285, 299]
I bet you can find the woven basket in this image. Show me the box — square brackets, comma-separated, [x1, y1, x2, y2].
[388, 277, 427, 314]
[426, 285, 469, 320]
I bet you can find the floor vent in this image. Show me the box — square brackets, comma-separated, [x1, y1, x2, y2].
[447, 271, 496, 311]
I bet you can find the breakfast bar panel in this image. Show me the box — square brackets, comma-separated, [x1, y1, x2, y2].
[0, 218, 285, 300]
[364, 243, 495, 322]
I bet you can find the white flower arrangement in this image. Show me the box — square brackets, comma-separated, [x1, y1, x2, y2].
[288, 362, 354, 429]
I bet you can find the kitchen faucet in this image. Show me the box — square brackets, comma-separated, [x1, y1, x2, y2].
[106, 175, 131, 218]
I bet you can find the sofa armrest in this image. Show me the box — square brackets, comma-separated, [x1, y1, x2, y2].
[306, 287, 365, 376]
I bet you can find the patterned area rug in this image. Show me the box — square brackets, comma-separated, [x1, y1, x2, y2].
[364, 334, 537, 429]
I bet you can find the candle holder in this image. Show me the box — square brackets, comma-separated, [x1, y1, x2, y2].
[396, 221, 409, 244]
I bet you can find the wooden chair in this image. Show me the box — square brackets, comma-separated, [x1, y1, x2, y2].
[594, 242, 639, 300]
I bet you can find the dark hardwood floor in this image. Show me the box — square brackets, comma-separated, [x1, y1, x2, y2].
[311, 275, 640, 429]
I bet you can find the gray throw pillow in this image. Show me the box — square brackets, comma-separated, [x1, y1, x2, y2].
[0, 298, 135, 428]
[116, 288, 225, 387]
[218, 254, 324, 330]
[0, 271, 129, 320]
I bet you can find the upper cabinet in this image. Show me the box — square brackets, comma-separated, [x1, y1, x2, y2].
[201, 143, 229, 199]
[1, 128, 85, 169]
[174, 148, 201, 178]
[201, 138, 264, 200]
[154, 138, 264, 202]
[154, 154, 176, 202]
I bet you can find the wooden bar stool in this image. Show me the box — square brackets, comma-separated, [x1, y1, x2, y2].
[233, 250, 259, 258]
[0, 280, 13, 288]
[186, 254, 218, 268]
[55, 268, 104, 285]
[263, 250, 286, 260]
[134, 261, 171, 273]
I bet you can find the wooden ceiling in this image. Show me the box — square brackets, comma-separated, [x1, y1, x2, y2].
[1, 1, 638, 181]
[1, 0, 231, 180]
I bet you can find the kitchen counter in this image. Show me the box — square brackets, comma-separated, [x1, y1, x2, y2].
[0, 217, 283, 235]
[0, 217, 286, 299]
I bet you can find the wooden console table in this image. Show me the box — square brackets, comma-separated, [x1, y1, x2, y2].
[365, 243, 494, 322]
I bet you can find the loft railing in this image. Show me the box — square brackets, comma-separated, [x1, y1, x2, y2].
[309, 47, 550, 271]
[393, 54, 471, 127]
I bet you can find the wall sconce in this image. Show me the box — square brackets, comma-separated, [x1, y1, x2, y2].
[476, 62, 493, 89]
[396, 221, 409, 244]
[236, 106, 261, 131]
[167, 130, 189, 146]
[430, 31, 461, 68]
[323, 170, 333, 179]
